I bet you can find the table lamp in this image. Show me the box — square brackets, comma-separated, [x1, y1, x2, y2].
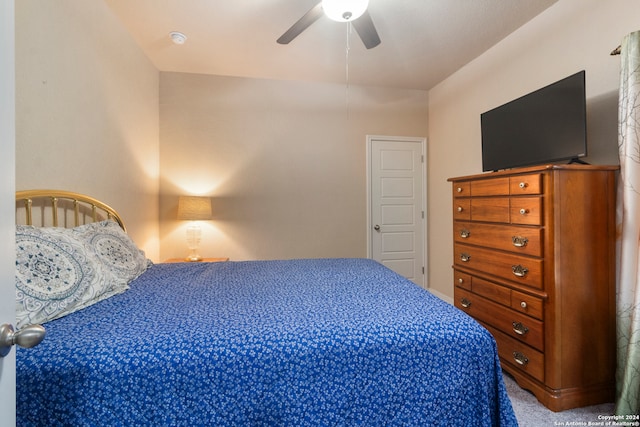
[177, 196, 212, 262]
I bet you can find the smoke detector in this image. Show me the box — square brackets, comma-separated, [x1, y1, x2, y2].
[169, 31, 187, 45]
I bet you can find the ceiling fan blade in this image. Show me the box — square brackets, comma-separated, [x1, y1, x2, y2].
[277, 2, 324, 45]
[352, 10, 381, 49]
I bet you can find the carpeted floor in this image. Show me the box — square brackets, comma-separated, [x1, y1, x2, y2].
[503, 373, 615, 426]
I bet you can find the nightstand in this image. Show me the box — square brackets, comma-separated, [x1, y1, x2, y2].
[163, 257, 229, 263]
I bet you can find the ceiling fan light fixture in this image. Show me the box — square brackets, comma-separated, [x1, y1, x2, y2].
[322, 0, 369, 22]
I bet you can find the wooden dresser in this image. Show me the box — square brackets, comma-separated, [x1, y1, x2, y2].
[448, 164, 617, 412]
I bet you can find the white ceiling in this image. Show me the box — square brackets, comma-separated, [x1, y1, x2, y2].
[104, 0, 558, 91]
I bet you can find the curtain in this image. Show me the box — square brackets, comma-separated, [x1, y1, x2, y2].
[616, 30, 640, 416]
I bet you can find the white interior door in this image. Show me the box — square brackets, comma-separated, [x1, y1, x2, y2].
[367, 136, 426, 286]
[0, 0, 16, 424]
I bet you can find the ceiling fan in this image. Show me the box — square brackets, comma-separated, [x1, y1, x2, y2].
[277, 0, 381, 49]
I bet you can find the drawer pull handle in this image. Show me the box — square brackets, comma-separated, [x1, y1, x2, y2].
[457, 206, 464, 212]
[460, 298, 471, 308]
[513, 351, 529, 366]
[460, 253, 471, 262]
[457, 187, 463, 193]
[520, 301, 527, 309]
[519, 182, 528, 189]
[519, 208, 529, 215]
[512, 322, 529, 336]
[460, 229, 470, 238]
[458, 278, 464, 284]
[512, 236, 529, 247]
[512, 265, 528, 277]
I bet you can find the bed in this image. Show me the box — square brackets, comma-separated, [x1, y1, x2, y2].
[15, 190, 517, 426]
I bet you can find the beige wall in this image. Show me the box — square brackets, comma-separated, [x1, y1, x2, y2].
[159, 72, 428, 262]
[427, 0, 640, 299]
[15, 0, 160, 261]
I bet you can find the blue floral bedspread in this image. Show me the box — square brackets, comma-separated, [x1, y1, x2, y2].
[17, 258, 517, 426]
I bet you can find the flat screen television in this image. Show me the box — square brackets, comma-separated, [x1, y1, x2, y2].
[481, 70, 587, 172]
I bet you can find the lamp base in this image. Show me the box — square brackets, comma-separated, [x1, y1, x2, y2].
[185, 223, 203, 262]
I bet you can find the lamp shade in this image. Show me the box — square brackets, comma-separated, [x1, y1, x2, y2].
[322, 0, 369, 22]
[177, 196, 212, 221]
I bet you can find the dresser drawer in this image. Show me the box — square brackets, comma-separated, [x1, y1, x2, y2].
[453, 198, 471, 220]
[454, 270, 545, 321]
[454, 270, 472, 291]
[454, 221, 543, 257]
[471, 177, 510, 196]
[455, 243, 543, 289]
[510, 173, 543, 195]
[510, 197, 543, 225]
[455, 288, 544, 351]
[511, 289, 544, 320]
[470, 197, 510, 223]
[471, 276, 511, 307]
[460, 195, 543, 225]
[453, 182, 470, 198]
[484, 323, 545, 383]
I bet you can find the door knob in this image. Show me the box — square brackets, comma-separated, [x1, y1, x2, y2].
[374, 225, 381, 232]
[0, 323, 46, 358]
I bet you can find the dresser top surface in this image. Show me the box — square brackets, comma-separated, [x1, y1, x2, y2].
[447, 164, 619, 182]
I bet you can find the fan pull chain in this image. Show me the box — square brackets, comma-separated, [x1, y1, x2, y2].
[345, 22, 351, 119]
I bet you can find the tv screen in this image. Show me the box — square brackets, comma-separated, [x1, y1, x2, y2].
[481, 70, 587, 172]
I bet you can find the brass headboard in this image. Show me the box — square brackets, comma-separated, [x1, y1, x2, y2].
[16, 190, 126, 231]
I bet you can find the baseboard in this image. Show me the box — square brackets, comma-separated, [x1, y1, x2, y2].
[428, 288, 453, 305]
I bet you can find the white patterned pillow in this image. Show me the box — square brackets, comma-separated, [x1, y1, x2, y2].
[15, 221, 151, 328]
[72, 220, 151, 287]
